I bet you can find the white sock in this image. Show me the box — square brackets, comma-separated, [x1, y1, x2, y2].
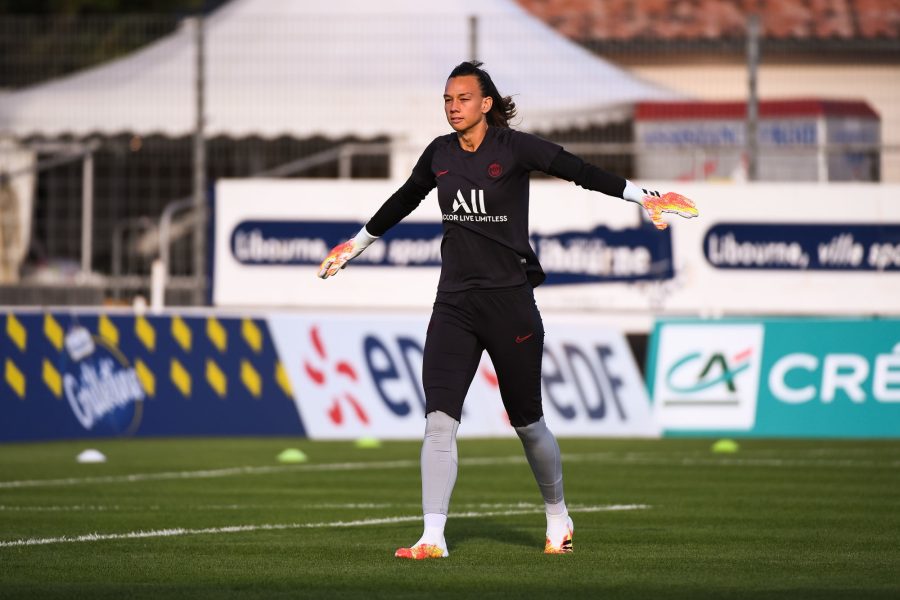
[545, 501, 570, 540]
[415, 512, 447, 548]
[546, 500, 567, 517]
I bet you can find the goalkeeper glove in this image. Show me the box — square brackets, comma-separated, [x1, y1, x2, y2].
[623, 181, 699, 230]
[317, 226, 379, 279]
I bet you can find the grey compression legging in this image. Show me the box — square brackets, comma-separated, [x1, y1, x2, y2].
[421, 411, 564, 514]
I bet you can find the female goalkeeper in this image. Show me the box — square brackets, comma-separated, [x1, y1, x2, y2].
[318, 61, 697, 559]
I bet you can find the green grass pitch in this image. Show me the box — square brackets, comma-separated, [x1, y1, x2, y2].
[0, 437, 898, 599]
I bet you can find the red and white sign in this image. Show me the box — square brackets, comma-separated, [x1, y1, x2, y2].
[267, 313, 658, 439]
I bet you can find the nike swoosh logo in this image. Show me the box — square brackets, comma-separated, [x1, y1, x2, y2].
[437, 170, 449, 177]
[515, 333, 533, 344]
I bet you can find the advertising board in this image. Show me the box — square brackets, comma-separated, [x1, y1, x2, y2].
[269, 313, 659, 439]
[212, 179, 669, 310]
[2, 309, 655, 441]
[648, 318, 900, 437]
[1, 311, 305, 442]
[213, 179, 900, 324]
[634, 100, 880, 182]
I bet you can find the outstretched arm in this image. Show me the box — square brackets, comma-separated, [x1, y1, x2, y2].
[547, 150, 698, 230]
[318, 176, 434, 279]
[319, 140, 438, 279]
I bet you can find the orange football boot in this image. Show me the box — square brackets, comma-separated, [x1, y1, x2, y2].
[394, 544, 448, 559]
[544, 517, 574, 554]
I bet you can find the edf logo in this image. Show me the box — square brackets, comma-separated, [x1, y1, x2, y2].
[542, 343, 627, 422]
[269, 316, 656, 438]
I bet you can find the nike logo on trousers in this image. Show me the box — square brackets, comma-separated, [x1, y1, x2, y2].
[515, 333, 533, 344]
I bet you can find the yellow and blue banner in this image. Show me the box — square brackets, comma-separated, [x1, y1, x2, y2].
[1, 310, 304, 442]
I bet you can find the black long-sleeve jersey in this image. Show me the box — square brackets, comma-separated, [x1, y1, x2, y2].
[367, 127, 627, 290]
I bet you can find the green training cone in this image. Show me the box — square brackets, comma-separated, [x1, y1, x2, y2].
[277, 448, 308, 463]
[711, 439, 739, 453]
[355, 436, 382, 449]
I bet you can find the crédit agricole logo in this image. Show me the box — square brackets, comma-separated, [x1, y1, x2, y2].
[653, 324, 765, 430]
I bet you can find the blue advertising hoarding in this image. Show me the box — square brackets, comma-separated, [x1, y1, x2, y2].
[228, 219, 673, 284]
[704, 223, 900, 271]
[1, 311, 305, 442]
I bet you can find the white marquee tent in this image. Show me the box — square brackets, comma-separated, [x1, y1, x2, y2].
[0, 0, 677, 145]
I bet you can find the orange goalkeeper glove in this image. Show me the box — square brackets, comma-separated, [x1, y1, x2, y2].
[317, 226, 379, 279]
[623, 181, 699, 231]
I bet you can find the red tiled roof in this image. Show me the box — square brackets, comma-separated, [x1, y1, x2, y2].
[516, 0, 900, 41]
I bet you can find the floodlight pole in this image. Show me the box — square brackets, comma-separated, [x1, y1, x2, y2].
[192, 14, 207, 306]
[746, 14, 760, 181]
[80, 151, 94, 278]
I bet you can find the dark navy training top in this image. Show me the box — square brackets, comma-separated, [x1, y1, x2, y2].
[367, 127, 626, 291]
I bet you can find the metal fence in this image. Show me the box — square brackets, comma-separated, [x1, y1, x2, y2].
[0, 12, 897, 307]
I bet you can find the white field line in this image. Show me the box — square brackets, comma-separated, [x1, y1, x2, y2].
[618, 455, 900, 469]
[0, 459, 419, 490]
[0, 504, 649, 549]
[563, 453, 900, 469]
[0, 502, 604, 512]
[1, 452, 895, 491]
[0, 505, 123, 512]
[0, 503, 413, 512]
[0, 456, 535, 489]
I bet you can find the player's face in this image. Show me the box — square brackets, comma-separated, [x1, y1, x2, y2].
[444, 75, 492, 133]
